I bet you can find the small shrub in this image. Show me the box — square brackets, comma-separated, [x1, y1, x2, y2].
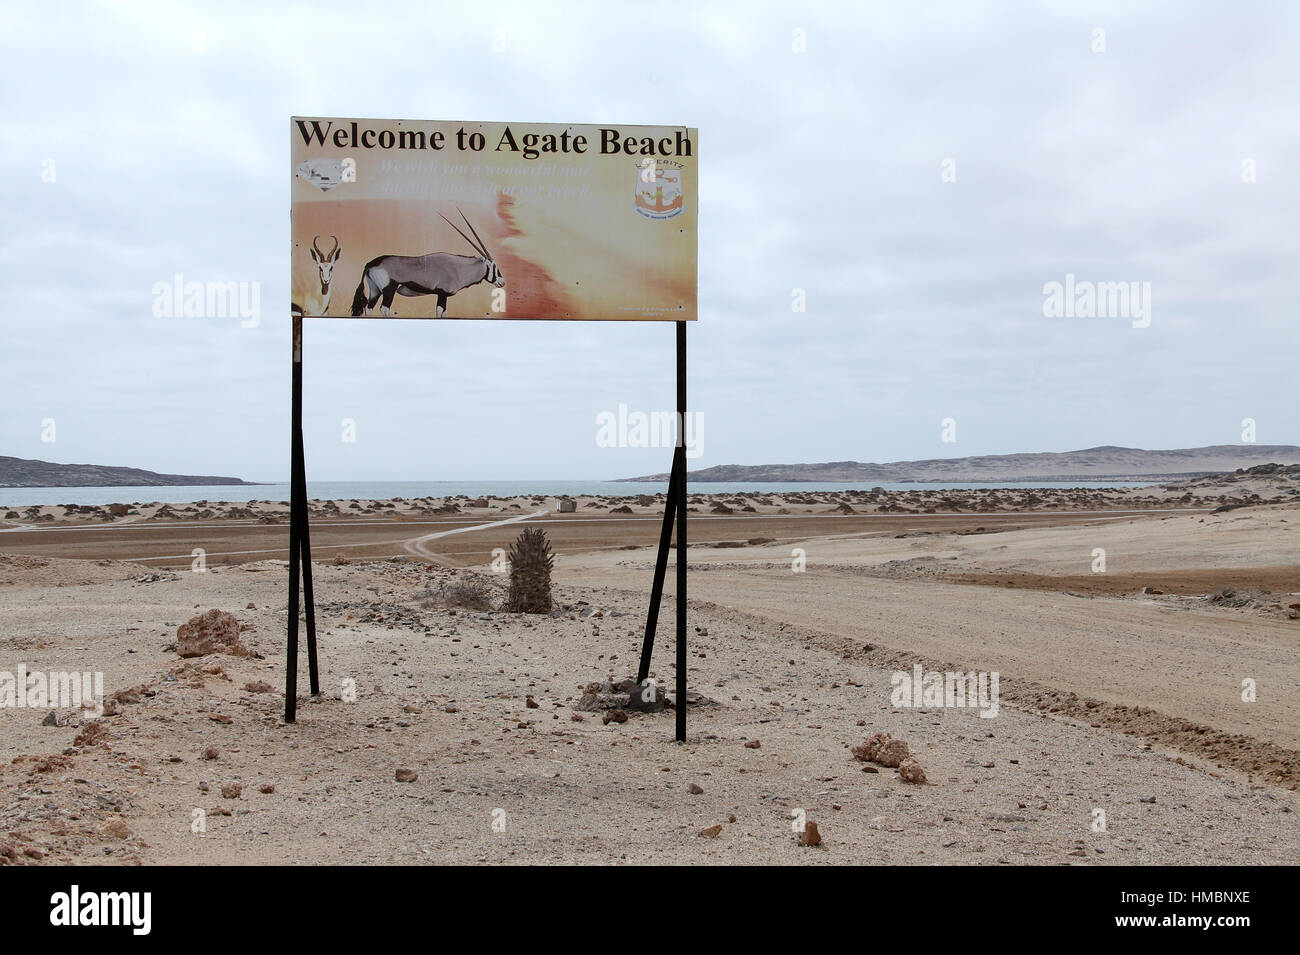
[443, 579, 494, 611]
[419, 578, 494, 611]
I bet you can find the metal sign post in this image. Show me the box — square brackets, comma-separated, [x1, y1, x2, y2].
[674, 319, 688, 741]
[636, 320, 689, 741]
[285, 313, 319, 723]
[284, 318, 691, 739]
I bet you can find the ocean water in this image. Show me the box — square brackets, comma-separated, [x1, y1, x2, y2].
[0, 479, 1154, 508]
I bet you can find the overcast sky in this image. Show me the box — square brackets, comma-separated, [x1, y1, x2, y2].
[1, 0, 1296, 481]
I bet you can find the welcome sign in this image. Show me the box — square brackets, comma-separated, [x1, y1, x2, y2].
[290, 117, 698, 321]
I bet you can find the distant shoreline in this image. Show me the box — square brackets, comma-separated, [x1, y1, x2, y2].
[0, 479, 1159, 510]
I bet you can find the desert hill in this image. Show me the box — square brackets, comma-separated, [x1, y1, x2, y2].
[0, 455, 253, 488]
[624, 445, 1300, 483]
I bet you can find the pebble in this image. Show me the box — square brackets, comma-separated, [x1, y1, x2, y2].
[799, 822, 822, 846]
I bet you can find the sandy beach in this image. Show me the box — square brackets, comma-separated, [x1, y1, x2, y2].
[1, 467, 1296, 865]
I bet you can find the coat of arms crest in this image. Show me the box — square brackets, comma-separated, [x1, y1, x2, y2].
[635, 160, 685, 219]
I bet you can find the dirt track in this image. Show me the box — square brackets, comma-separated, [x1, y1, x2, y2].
[0, 508, 1208, 569]
[949, 566, 1300, 597]
[556, 503, 1300, 785]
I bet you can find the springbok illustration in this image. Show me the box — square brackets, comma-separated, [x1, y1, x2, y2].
[291, 235, 341, 317]
[349, 210, 505, 317]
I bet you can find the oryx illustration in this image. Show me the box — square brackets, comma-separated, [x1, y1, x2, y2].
[350, 210, 505, 317]
[291, 234, 341, 317]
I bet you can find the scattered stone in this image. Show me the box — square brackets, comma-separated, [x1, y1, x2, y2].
[687, 783, 704, 795]
[202, 746, 219, 761]
[244, 680, 273, 694]
[395, 768, 418, 782]
[1208, 588, 1251, 608]
[899, 757, 927, 784]
[625, 679, 666, 713]
[876, 739, 909, 767]
[176, 609, 253, 658]
[101, 818, 133, 840]
[699, 824, 723, 838]
[73, 722, 108, 747]
[577, 679, 632, 711]
[799, 821, 822, 846]
[744, 739, 761, 749]
[852, 732, 908, 767]
[852, 732, 889, 762]
[41, 711, 60, 727]
[259, 784, 275, 794]
[525, 696, 539, 709]
[221, 783, 242, 799]
[602, 710, 628, 725]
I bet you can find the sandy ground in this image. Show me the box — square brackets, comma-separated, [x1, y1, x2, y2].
[1, 471, 1297, 865]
